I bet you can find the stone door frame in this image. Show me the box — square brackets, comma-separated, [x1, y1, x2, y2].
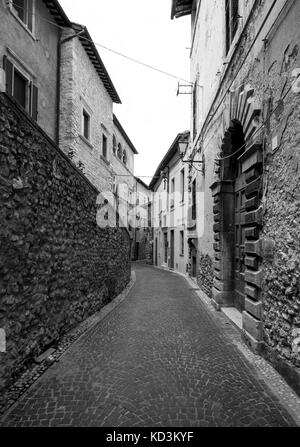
[210, 84, 265, 353]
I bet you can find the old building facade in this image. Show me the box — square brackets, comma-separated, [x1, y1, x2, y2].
[172, 0, 300, 392]
[0, 0, 70, 140]
[59, 23, 121, 194]
[150, 132, 189, 276]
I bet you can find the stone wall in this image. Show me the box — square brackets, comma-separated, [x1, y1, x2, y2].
[197, 254, 213, 298]
[0, 94, 131, 391]
[261, 17, 300, 392]
[186, 0, 300, 392]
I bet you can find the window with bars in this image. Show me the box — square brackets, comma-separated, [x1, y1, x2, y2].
[11, 0, 34, 33]
[225, 0, 239, 55]
[3, 56, 38, 120]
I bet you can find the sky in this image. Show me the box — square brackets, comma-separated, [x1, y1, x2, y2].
[59, 0, 191, 184]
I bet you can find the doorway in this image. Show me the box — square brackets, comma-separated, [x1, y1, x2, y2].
[164, 232, 168, 264]
[170, 230, 175, 269]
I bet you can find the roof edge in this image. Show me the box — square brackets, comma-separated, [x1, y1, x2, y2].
[42, 0, 71, 27]
[72, 23, 121, 104]
[113, 114, 138, 155]
[135, 176, 150, 190]
[149, 131, 189, 190]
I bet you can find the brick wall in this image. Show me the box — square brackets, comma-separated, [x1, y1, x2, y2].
[0, 94, 131, 391]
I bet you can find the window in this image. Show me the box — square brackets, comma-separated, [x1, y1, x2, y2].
[192, 179, 197, 220]
[11, 0, 34, 33]
[123, 150, 127, 166]
[225, 0, 239, 55]
[117, 143, 122, 160]
[82, 109, 90, 140]
[170, 178, 175, 209]
[3, 56, 38, 120]
[113, 135, 117, 154]
[180, 231, 184, 256]
[102, 134, 107, 159]
[180, 169, 185, 202]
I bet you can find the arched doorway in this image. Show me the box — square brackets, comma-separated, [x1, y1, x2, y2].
[220, 120, 246, 311]
[210, 83, 264, 351]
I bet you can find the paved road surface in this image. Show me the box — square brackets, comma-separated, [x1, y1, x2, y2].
[1, 263, 296, 427]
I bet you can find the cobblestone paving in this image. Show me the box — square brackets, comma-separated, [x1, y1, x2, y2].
[1, 264, 297, 427]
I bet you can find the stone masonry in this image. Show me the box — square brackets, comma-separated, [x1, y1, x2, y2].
[0, 93, 131, 392]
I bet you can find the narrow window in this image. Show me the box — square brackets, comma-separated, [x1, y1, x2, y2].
[12, 0, 34, 32]
[82, 109, 90, 140]
[225, 0, 239, 55]
[171, 178, 175, 209]
[180, 231, 184, 256]
[113, 135, 117, 154]
[192, 179, 197, 220]
[102, 134, 107, 159]
[123, 150, 127, 165]
[180, 168, 185, 202]
[13, 68, 27, 109]
[117, 143, 122, 160]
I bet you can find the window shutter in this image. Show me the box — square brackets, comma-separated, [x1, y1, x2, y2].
[32, 84, 38, 121]
[3, 56, 13, 96]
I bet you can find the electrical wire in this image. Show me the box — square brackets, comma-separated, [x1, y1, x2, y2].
[8, 2, 193, 85]
[215, 72, 300, 162]
[190, 0, 282, 156]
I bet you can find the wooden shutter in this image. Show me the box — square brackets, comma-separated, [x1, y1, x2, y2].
[3, 56, 13, 96]
[31, 84, 38, 121]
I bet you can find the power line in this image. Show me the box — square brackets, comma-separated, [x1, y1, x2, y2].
[9, 3, 192, 85]
[191, 0, 281, 157]
[215, 72, 299, 162]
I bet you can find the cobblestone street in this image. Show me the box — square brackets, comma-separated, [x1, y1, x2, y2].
[1, 264, 298, 427]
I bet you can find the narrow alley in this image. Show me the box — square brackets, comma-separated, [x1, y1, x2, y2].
[1, 264, 297, 427]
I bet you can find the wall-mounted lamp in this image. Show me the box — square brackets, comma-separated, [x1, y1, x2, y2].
[179, 139, 204, 165]
[179, 139, 205, 175]
[160, 167, 169, 188]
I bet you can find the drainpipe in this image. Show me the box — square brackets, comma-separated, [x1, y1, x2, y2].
[56, 26, 85, 147]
